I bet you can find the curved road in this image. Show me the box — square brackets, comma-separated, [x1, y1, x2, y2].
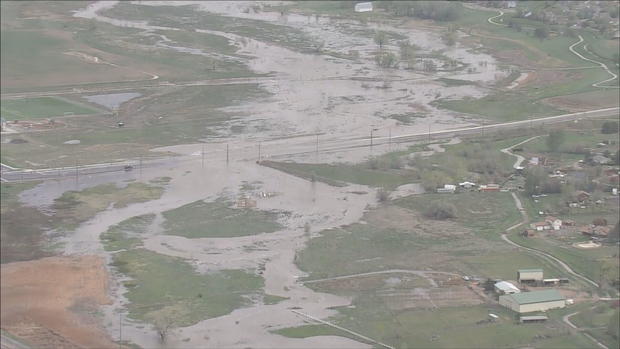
[568, 35, 618, 88]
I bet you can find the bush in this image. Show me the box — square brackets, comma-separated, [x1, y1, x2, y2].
[377, 189, 389, 202]
[601, 121, 619, 134]
[425, 201, 457, 220]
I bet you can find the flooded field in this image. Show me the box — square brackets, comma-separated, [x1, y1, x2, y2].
[6, 1, 616, 348]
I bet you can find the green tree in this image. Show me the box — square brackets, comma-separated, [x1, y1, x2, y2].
[374, 31, 387, 49]
[608, 309, 620, 339]
[546, 130, 565, 152]
[375, 51, 397, 68]
[525, 167, 547, 195]
[534, 26, 549, 40]
[601, 121, 619, 134]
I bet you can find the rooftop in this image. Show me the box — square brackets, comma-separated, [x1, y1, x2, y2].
[505, 289, 565, 305]
[518, 269, 543, 273]
[494, 281, 520, 292]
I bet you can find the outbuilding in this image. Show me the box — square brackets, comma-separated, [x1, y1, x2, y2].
[499, 289, 566, 313]
[518, 269, 543, 283]
[354, 2, 373, 12]
[494, 281, 520, 295]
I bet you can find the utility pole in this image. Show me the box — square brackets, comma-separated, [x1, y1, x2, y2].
[370, 128, 374, 148]
[388, 128, 392, 150]
[226, 144, 229, 165]
[119, 312, 122, 349]
[139, 156, 143, 178]
[428, 124, 431, 143]
[75, 158, 79, 188]
[201, 143, 205, 168]
[258, 142, 261, 162]
[315, 133, 319, 160]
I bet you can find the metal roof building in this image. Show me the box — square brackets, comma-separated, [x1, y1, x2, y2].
[494, 281, 520, 294]
[517, 268, 543, 283]
[499, 289, 566, 313]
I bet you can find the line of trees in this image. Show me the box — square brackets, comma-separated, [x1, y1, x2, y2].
[377, 1, 462, 22]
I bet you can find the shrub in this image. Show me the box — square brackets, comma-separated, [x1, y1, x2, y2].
[601, 121, 619, 134]
[425, 201, 457, 220]
[377, 189, 389, 202]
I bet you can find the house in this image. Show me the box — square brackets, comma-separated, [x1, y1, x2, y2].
[563, 219, 575, 227]
[506, 1, 517, 9]
[592, 155, 612, 165]
[517, 269, 543, 283]
[575, 191, 591, 202]
[459, 181, 476, 189]
[529, 157, 539, 166]
[437, 184, 456, 193]
[531, 222, 550, 231]
[494, 281, 521, 295]
[544, 216, 562, 230]
[499, 289, 566, 313]
[354, 2, 373, 12]
[593, 226, 610, 237]
[237, 197, 257, 208]
[479, 184, 500, 192]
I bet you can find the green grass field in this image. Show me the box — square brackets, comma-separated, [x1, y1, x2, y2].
[112, 248, 263, 326]
[1, 97, 100, 120]
[0, 181, 52, 263]
[101, 214, 155, 252]
[53, 182, 164, 231]
[161, 199, 283, 238]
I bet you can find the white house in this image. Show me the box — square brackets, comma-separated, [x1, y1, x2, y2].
[545, 217, 562, 230]
[459, 181, 476, 189]
[354, 2, 373, 13]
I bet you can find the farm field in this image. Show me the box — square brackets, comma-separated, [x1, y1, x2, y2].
[1, 96, 102, 120]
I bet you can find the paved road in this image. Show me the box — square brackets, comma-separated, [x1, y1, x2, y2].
[2, 107, 618, 183]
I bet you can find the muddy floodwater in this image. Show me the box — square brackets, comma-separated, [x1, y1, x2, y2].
[35, 1, 514, 347]
[83, 92, 142, 110]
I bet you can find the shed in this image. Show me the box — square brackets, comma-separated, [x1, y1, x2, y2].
[494, 281, 520, 294]
[499, 289, 566, 313]
[520, 315, 548, 323]
[518, 269, 543, 283]
[354, 2, 373, 12]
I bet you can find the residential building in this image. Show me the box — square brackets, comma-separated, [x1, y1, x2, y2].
[499, 289, 566, 313]
[545, 216, 562, 230]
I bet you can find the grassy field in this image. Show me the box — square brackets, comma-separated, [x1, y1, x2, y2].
[1, 84, 269, 169]
[571, 303, 619, 349]
[1, 97, 101, 120]
[277, 300, 596, 349]
[0, 181, 52, 263]
[261, 160, 418, 189]
[161, 199, 283, 238]
[100, 214, 155, 252]
[112, 248, 263, 326]
[53, 182, 164, 231]
[394, 192, 521, 239]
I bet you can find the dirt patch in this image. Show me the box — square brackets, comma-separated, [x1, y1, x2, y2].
[519, 70, 582, 89]
[365, 205, 469, 237]
[1, 256, 116, 349]
[381, 285, 484, 310]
